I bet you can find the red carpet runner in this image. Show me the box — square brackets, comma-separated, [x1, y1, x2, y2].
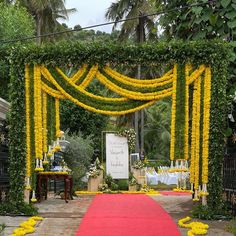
[76, 194, 181, 236]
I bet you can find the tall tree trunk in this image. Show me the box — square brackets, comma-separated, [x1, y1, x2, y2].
[36, 14, 42, 45]
[135, 64, 141, 153]
[136, 13, 145, 155]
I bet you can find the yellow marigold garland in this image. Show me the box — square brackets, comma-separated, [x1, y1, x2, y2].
[10, 216, 43, 236]
[178, 216, 209, 236]
[25, 65, 31, 189]
[173, 188, 193, 193]
[103, 66, 173, 88]
[71, 64, 88, 83]
[37, 71, 43, 161]
[202, 66, 211, 185]
[42, 92, 48, 154]
[56, 67, 129, 102]
[34, 66, 44, 172]
[184, 64, 191, 160]
[55, 66, 129, 102]
[170, 64, 177, 162]
[55, 98, 60, 138]
[33, 66, 39, 160]
[194, 77, 202, 199]
[38, 171, 68, 175]
[96, 71, 173, 101]
[79, 64, 98, 88]
[190, 79, 198, 189]
[41, 66, 161, 115]
[41, 82, 64, 99]
[104, 65, 173, 85]
[187, 65, 206, 85]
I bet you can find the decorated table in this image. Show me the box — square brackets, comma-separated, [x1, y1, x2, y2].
[37, 171, 73, 203]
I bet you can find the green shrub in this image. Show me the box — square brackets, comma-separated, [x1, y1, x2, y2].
[105, 174, 114, 188]
[117, 179, 128, 190]
[64, 132, 94, 190]
[0, 202, 38, 216]
[147, 159, 170, 169]
[191, 204, 231, 220]
[111, 182, 119, 191]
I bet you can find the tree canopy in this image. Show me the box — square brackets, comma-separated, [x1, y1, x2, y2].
[0, 3, 35, 41]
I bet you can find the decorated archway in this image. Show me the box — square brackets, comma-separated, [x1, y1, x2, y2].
[8, 41, 228, 212]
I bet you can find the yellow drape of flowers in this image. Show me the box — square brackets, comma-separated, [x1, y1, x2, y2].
[34, 66, 43, 160]
[25, 65, 31, 189]
[26, 63, 212, 202]
[55, 98, 60, 138]
[170, 64, 177, 162]
[184, 64, 191, 160]
[194, 76, 201, 193]
[43, 92, 47, 154]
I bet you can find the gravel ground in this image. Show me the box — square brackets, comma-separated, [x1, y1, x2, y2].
[1, 193, 233, 236]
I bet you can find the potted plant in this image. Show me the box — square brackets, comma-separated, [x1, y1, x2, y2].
[129, 173, 138, 191]
[87, 158, 103, 192]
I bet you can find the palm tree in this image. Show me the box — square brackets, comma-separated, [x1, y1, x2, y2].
[106, 0, 158, 154]
[17, 0, 76, 44]
[105, 0, 157, 41]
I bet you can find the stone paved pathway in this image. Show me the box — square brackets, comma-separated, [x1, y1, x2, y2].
[151, 195, 233, 236]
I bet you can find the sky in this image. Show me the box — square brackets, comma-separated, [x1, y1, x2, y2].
[61, 0, 114, 33]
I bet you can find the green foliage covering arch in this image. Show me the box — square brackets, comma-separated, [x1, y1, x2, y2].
[7, 41, 229, 212]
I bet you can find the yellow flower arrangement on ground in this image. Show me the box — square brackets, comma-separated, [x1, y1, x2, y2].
[178, 216, 209, 236]
[38, 171, 68, 175]
[75, 190, 160, 195]
[173, 188, 193, 193]
[10, 216, 43, 236]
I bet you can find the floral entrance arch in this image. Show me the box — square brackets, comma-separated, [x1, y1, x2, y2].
[8, 41, 228, 213]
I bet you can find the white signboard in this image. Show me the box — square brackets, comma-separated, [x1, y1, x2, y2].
[106, 133, 129, 179]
